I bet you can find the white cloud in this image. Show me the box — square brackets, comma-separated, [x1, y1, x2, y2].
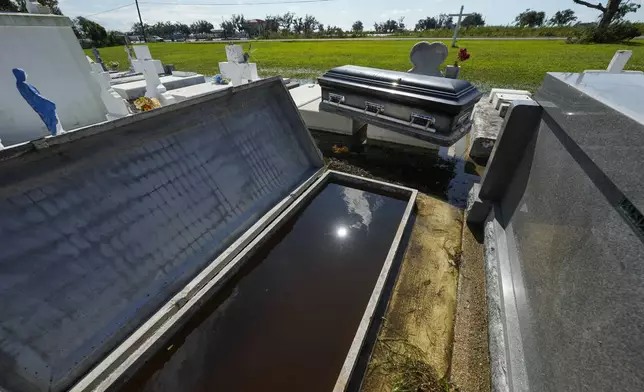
[83, 4, 230, 32]
[379, 9, 411, 19]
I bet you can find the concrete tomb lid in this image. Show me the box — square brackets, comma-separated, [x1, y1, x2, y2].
[0, 77, 323, 392]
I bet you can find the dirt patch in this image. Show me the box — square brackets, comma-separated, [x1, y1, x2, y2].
[449, 223, 491, 392]
[360, 194, 463, 392]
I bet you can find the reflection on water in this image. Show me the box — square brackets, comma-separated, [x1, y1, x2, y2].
[121, 183, 407, 392]
[342, 187, 376, 229]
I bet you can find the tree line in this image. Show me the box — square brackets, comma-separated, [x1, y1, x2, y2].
[2, 0, 641, 46]
[515, 1, 640, 27]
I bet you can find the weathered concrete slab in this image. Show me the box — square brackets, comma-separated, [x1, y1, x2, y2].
[488, 88, 530, 104]
[168, 83, 231, 102]
[468, 99, 505, 160]
[112, 74, 206, 99]
[451, 203, 491, 392]
[493, 93, 532, 110]
[361, 194, 462, 391]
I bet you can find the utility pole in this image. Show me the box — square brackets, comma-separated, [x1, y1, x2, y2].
[135, 0, 147, 43]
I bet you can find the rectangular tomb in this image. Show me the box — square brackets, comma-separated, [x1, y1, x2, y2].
[119, 177, 414, 392]
[0, 76, 416, 392]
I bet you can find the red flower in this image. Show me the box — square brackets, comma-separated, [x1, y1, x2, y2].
[458, 48, 471, 62]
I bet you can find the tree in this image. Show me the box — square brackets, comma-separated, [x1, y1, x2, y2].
[415, 17, 438, 31]
[573, 0, 641, 28]
[190, 20, 214, 34]
[74, 17, 107, 46]
[278, 12, 294, 32]
[175, 23, 190, 37]
[461, 12, 485, 27]
[549, 9, 578, 26]
[303, 14, 318, 36]
[515, 9, 546, 27]
[382, 19, 399, 33]
[397, 16, 406, 31]
[1, 0, 62, 14]
[0, 0, 20, 12]
[352, 20, 364, 33]
[231, 14, 247, 34]
[131, 22, 151, 37]
[438, 13, 454, 29]
[106, 31, 125, 46]
[221, 20, 235, 36]
[293, 17, 304, 34]
[264, 15, 280, 33]
[326, 25, 345, 37]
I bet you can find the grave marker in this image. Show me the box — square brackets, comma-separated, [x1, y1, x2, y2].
[91, 47, 107, 71]
[449, 5, 473, 48]
[408, 41, 448, 77]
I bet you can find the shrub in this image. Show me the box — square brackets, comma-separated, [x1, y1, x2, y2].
[567, 21, 641, 44]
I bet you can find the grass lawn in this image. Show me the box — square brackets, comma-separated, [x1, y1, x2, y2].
[88, 40, 644, 91]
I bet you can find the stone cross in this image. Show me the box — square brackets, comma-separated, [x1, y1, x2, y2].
[142, 61, 176, 105]
[449, 5, 473, 48]
[219, 45, 259, 86]
[89, 63, 131, 120]
[408, 41, 448, 77]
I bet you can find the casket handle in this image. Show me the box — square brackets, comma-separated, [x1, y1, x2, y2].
[329, 93, 345, 105]
[410, 113, 436, 130]
[365, 101, 385, 115]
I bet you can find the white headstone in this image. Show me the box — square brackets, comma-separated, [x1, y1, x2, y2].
[131, 46, 164, 75]
[607, 50, 633, 73]
[90, 63, 130, 120]
[225, 45, 246, 63]
[408, 41, 448, 77]
[133, 45, 153, 60]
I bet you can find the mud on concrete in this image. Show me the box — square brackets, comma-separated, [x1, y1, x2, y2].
[325, 140, 491, 392]
[450, 223, 492, 392]
[360, 193, 463, 392]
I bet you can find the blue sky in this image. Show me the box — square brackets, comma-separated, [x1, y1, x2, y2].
[59, 0, 643, 32]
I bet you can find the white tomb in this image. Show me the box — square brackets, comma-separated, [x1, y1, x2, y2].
[111, 73, 206, 100]
[0, 13, 109, 146]
[168, 83, 232, 102]
[219, 45, 260, 86]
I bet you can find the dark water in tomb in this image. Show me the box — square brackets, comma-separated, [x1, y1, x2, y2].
[121, 182, 408, 392]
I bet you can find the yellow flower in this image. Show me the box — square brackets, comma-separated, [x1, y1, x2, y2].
[134, 97, 161, 112]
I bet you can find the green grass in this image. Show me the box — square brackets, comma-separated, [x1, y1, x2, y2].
[88, 40, 644, 91]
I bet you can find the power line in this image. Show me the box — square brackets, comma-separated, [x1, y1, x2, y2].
[85, 3, 135, 17]
[139, 0, 335, 6]
[83, 0, 333, 18]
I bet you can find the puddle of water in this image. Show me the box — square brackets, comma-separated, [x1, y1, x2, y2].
[121, 182, 408, 392]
